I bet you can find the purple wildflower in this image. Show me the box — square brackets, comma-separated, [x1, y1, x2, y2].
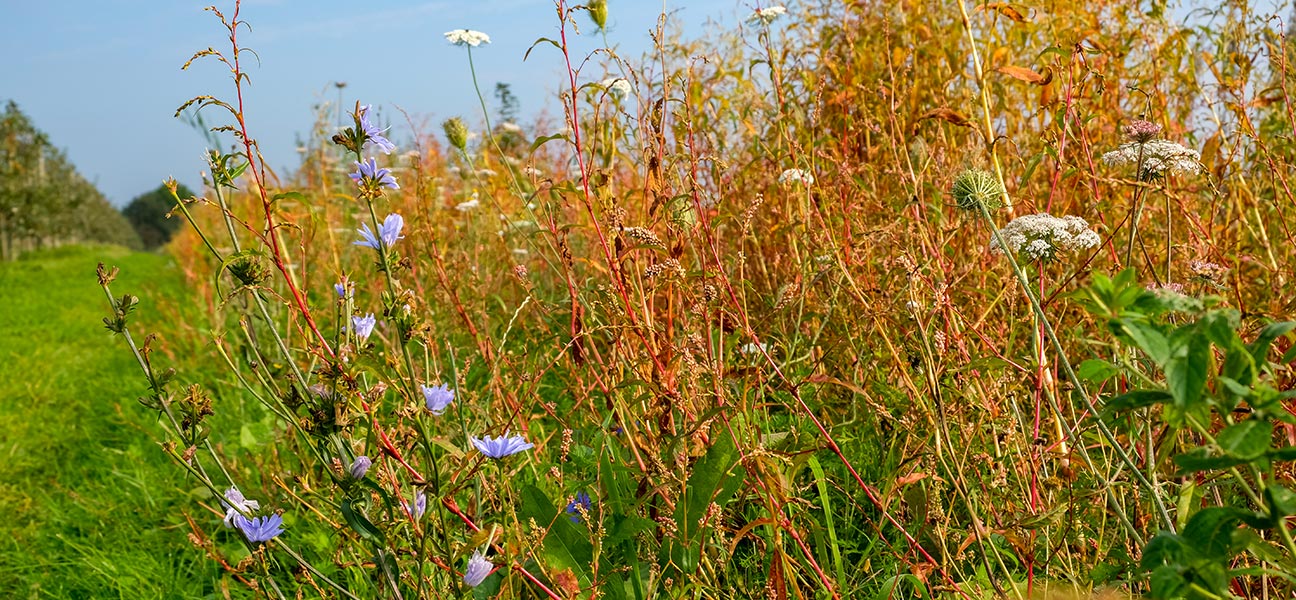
[358, 104, 396, 154]
[565, 491, 592, 523]
[462, 550, 494, 587]
[405, 489, 427, 520]
[354, 213, 405, 250]
[348, 456, 372, 480]
[422, 384, 455, 415]
[350, 157, 399, 190]
[221, 487, 261, 528]
[334, 281, 348, 298]
[470, 431, 534, 459]
[233, 513, 284, 543]
[352, 313, 377, 341]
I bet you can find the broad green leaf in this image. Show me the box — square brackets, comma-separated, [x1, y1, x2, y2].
[518, 485, 594, 584]
[1173, 448, 1248, 474]
[1076, 358, 1119, 384]
[1164, 327, 1209, 410]
[341, 500, 385, 545]
[1104, 389, 1173, 412]
[1112, 318, 1169, 365]
[1217, 419, 1271, 460]
[1182, 507, 1249, 559]
[1265, 485, 1296, 519]
[1248, 322, 1296, 364]
[668, 433, 741, 574]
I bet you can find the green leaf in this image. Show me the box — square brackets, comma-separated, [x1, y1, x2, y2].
[1182, 507, 1249, 559]
[1076, 358, 1120, 384]
[1164, 327, 1209, 411]
[1147, 565, 1188, 599]
[1217, 419, 1272, 460]
[1173, 448, 1248, 474]
[1248, 322, 1296, 364]
[1266, 485, 1296, 520]
[668, 433, 741, 574]
[1269, 446, 1296, 461]
[518, 485, 594, 585]
[529, 133, 569, 153]
[341, 500, 385, 545]
[1104, 389, 1174, 412]
[1113, 318, 1169, 365]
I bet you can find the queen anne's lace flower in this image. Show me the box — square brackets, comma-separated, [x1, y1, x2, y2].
[601, 77, 632, 103]
[1101, 139, 1201, 177]
[989, 213, 1100, 263]
[778, 168, 814, 187]
[747, 6, 787, 25]
[445, 29, 490, 47]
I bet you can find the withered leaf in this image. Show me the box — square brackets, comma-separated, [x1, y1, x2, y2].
[996, 65, 1053, 85]
[978, 2, 1028, 22]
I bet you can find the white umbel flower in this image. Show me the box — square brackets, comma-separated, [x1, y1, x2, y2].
[778, 168, 815, 187]
[601, 77, 632, 103]
[1101, 139, 1201, 176]
[445, 29, 491, 47]
[990, 213, 1100, 263]
[747, 6, 787, 25]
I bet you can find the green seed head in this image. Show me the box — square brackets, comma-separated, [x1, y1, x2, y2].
[589, 0, 608, 30]
[951, 169, 1005, 212]
[442, 117, 469, 152]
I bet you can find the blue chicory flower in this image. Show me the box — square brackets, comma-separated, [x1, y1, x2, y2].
[564, 491, 592, 523]
[348, 456, 372, 480]
[358, 104, 396, 154]
[352, 313, 377, 341]
[470, 431, 534, 459]
[221, 486, 261, 528]
[350, 157, 399, 190]
[462, 550, 494, 587]
[422, 384, 455, 415]
[354, 213, 405, 250]
[334, 281, 348, 298]
[233, 513, 284, 543]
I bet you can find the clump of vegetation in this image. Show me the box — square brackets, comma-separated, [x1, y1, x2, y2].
[0, 101, 140, 258]
[99, 0, 1296, 598]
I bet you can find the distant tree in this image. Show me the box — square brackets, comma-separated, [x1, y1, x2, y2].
[494, 82, 520, 125]
[124, 182, 193, 249]
[0, 100, 140, 258]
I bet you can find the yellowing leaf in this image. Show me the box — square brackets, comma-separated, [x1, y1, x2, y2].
[996, 65, 1053, 85]
[977, 2, 1028, 23]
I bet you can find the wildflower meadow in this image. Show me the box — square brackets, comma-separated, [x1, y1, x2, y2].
[6, 0, 1296, 598]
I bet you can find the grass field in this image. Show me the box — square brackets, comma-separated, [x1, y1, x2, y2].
[0, 245, 249, 599]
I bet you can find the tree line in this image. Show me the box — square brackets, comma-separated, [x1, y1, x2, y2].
[1, 101, 190, 260]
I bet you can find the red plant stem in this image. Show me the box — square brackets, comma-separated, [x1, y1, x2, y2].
[554, 1, 674, 390]
[227, 0, 333, 360]
[674, 80, 970, 600]
[362, 400, 426, 482]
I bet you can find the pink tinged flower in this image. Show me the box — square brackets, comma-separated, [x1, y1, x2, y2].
[470, 431, 534, 459]
[221, 487, 261, 528]
[350, 157, 399, 190]
[354, 213, 405, 250]
[463, 551, 494, 587]
[358, 104, 396, 154]
[352, 313, 377, 341]
[422, 384, 455, 415]
[405, 489, 427, 520]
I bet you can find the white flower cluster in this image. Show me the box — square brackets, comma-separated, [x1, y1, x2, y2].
[747, 6, 787, 25]
[990, 213, 1100, 263]
[1101, 139, 1201, 176]
[444, 29, 491, 47]
[601, 77, 632, 103]
[778, 168, 815, 187]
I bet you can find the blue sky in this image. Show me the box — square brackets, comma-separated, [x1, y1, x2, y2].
[3, 1, 746, 206]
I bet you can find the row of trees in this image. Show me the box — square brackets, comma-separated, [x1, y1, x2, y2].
[0, 101, 191, 260]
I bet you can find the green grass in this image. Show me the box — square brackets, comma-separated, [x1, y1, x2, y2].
[0, 245, 247, 599]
